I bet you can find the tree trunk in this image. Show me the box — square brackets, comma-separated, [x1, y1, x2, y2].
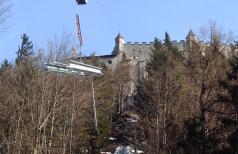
[156, 114, 160, 154]
[48, 74, 58, 154]
[69, 76, 76, 154]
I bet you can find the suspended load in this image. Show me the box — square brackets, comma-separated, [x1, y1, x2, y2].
[76, 0, 88, 5]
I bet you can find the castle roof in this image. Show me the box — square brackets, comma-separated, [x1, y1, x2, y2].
[187, 30, 196, 38]
[115, 33, 124, 39]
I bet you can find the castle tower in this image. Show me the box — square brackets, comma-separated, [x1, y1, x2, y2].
[186, 30, 198, 50]
[112, 33, 125, 55]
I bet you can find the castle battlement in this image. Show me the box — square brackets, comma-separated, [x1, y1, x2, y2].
[98, 30, 232, 73]
[124, 40, 187, 46]
[125, 41, 155, 45]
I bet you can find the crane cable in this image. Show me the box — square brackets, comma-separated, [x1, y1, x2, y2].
[95, 0, 122, 32]
[95, 0, 139, 42]
[73, 0, 124, 59]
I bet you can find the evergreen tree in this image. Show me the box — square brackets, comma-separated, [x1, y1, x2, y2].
[180, 116, 219, 154]
[164, 31, 173, 50]
[134, 32, 183, 153]
[16, 33, 33, 63]
[146, 32, 180, 75]
[218, 50, 238, 152]
[146, 38, 163, 74]
[120, 52, 128, 63]
[0, 58, 11, 71]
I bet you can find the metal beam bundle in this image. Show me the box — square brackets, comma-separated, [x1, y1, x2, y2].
[44, 60, 103, 77]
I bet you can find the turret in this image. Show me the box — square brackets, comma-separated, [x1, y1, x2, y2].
[186, 30, 198, 50]
[112, 33, 125, 55]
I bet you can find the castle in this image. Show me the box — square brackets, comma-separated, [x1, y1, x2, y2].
[80, 30, 232, 113]
[86, 30, 232, 103]
[94, 30, 203, 70]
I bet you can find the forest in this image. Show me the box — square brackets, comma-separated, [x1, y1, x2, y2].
[0, 22, 238, 154]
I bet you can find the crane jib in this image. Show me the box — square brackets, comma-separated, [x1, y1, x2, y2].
[76, 0, 88, 5]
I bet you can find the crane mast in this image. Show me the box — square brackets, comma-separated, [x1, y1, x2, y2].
[73, 0, 88, 58]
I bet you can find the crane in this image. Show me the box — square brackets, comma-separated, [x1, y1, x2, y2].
[74, 0, 100, 137]
[74, 0, 88, 58]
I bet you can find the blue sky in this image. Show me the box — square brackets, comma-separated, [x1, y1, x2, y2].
[0, 0, 238, 62]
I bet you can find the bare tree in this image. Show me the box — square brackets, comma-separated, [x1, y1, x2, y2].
[180, 23, 232, 153]
[187, 23, 229, 124]
[131, 34, 186, 154]
[0, 0, 12, 30]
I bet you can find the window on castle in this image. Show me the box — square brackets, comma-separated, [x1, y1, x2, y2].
[108, 60, 112, 64]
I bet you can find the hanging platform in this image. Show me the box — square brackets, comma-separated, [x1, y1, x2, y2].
[44, 60, 103, 77]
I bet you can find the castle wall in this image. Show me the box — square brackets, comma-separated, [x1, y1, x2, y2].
[89, 33, 234, 113]
[94, 33, 233, 97]
[122, 43, 153, 61]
